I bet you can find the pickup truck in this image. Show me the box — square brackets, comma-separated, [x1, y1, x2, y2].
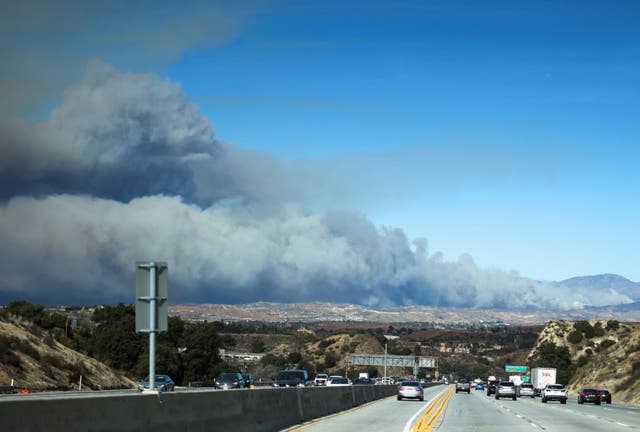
[455, 380, 471, 394]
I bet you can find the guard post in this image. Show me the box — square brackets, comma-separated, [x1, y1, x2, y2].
[135, 261, 168, 392]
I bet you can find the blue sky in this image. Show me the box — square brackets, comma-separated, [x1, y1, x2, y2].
[1, 1, 639, 306]
[166, 1, 640, 281]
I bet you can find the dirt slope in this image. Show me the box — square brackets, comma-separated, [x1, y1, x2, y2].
[0, 319, 135, 391]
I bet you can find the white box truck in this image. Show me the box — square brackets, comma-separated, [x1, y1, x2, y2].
[531, 367, 556, 396]
[509, 375, 523, 386]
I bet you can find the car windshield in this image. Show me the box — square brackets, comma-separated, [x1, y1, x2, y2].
[548, 385, 564, 390]
[219, 373, 238, 380]
[500, 382, 514, 386]
[582, 388, 597, 392]
[400, 381, 420, 387]
[143, 375, 168, 382]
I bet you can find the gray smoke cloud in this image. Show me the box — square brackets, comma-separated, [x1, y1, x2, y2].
[0, 62, 633, 309]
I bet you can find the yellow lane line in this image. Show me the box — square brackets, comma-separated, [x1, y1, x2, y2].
[412, 385, 455, 432]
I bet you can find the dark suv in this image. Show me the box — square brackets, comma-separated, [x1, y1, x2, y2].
[599, 389, 611, 404]
[215, 372, 245, 389]
[486, 380, 500, 396]
[272, 369, 310, 387]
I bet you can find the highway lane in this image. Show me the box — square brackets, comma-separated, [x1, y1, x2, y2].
[458, 391, 640, 432]
[283, 385, 449, 432]
[283, 386, 640, 432]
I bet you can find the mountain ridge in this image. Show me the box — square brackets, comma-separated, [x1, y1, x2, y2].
[555, 273, 640, 300]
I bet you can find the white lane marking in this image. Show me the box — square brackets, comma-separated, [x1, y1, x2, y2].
[530, 424, 539, 428]
[616, 422, 629, 427]
[402, 387, 449, 432]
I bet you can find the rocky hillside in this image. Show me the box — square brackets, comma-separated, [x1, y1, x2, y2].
[527, 320, 640, 404]
[0, 317, 135, 391]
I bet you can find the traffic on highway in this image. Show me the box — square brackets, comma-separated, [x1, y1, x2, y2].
[282, 384, 640, 432]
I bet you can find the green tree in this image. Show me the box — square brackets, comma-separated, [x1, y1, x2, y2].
[90, 304, 144, 371]
[413, 344, 422, 356]
[251, 337, 266, 353]
[532, 341, 574, 385]
[593, 322, 605, 337]
[606, 320, 620, 331]
[567, 330, 583, 344]
[6, 300, 44, 320]
[324, 351, 339, 369]
[574, 321, 595, 339]
[180, 322, 223, 383]
[287, 352, 303, 366]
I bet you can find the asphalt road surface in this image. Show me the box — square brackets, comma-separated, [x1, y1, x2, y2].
[284, 386, 640, 432]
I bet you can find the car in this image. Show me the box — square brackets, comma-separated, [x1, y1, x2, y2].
[313, 374, 329, 386]
[475, 382, 485, 391]
[327, 375, 345, 384]
[578, 388, 601, 405]
[242, 374, 254, 388]
[326, 377, 351, 386]
[542, 383, 568, 404]
[519, 383, 535, 398]
[138, 374, 175, 392]
[397, 380, 424, 401]
[215, 372, 245, 389]
[455, 380, 471, 394]
[599, 389, 612, 404]
[486, 379, 500, 396]
[272, 369, 310, 387]
[495, 381, 517, 400]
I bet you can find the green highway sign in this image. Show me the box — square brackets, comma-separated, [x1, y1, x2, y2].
[522, 376, 531, 382]
[505, 365, 527, 373]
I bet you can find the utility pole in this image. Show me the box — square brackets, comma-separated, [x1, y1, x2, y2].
[384, 343, 388, 379]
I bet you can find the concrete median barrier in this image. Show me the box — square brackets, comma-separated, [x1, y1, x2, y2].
[0, 383, 438, 431]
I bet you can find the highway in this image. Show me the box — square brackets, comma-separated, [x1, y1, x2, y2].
[284, 385, 640, 432]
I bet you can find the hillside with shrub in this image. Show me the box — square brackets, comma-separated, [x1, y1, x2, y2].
[0, 313, 135, 391]
[0, 301, 227, 390]
[527, 319, 640, 404]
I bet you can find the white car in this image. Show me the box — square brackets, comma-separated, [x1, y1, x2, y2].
[314, 374, 328, 386]
[397, 380, 424, 401]
[519, 383, 535, 398]
[541, 384, 568, 404]
[495, 381, 517, 400]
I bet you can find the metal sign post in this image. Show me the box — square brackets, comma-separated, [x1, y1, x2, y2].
[136, 261, 168, 392]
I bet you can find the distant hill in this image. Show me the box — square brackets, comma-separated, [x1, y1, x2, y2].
[555, 274, 640, 301]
